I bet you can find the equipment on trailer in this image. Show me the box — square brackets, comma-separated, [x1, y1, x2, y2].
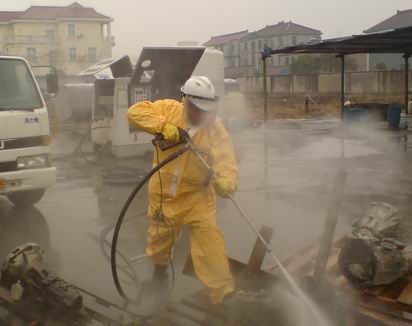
[90, 47, 224, 158]
[338, 202, 409, 288]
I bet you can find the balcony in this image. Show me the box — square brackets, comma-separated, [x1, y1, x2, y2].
[104, 36, 116, 47]
[5, 35, 60, 45]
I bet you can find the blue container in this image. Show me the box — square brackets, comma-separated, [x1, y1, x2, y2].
[343, 106, 368, 123]
[387, 104, 401, 129]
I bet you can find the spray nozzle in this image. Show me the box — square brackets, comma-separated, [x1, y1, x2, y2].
[153, 128, 190, 151]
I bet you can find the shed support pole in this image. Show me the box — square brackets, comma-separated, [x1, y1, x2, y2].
[404, 53, 411, 115]
[263, 57, 268, 123]
[340, 54, 345, 119]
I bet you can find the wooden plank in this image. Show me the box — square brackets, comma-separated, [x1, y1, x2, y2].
[397, 280, 412, 305]
[351, 303, 412, 325]
[265, 235, 345, 274]
[285, 247, 318, 276]
[325, 249, 339, 272]
[279, 240, 318, 268]
[380, 278, 408, 301]
[166, 305, 206, 325]
[364, 286, 386, 297]
[292, 258, 317, 278]
[181, 295, 228, 322]
[313, 170, 347, 283]
[247, 226, 274, 272]
[333, 273, 412, 317]
[285, 242, 341, 278]
[183, 255, 279, 290]
[333, 274, 352, 294]
[337, 280, 412, 315]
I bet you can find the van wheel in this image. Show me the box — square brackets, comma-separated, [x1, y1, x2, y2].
[7, 189, 46, 207]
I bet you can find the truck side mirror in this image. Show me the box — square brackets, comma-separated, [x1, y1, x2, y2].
[46, 73, 59, 95]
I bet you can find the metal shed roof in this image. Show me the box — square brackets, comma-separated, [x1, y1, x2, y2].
[365, 10, 412, 34]
[266, 26, 412, 55]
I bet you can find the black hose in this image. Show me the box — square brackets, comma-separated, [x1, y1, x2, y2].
[111, 146, 188, 302]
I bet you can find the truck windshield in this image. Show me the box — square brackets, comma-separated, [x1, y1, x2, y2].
[0, 59, 43, 110]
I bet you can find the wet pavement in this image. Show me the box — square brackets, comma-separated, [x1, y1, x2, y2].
[1, 118, 412, 321]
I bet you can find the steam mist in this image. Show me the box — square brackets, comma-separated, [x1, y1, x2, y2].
[218, 94, 412, 325]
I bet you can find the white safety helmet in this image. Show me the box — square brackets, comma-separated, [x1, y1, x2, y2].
[181, 76, 219, 112]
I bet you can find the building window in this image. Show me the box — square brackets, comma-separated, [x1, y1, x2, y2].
[278, 37, 284, 48]
[68, 23, 76, 37]
[69, 47, 77, 62]
[258, 40, 262, 50]
[251, 41, 256, 65]
[46, 29, 55, 41]
[244, 42, 248, 51]
[49, 50, 59, 65]
[285, 57, 290, 65]
[26, 47, 37, 63]
[88, 47, 97, 63]
[292, 36, 297, 45]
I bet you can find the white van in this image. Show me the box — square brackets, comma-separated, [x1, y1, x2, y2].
[0, 57, 57, 207]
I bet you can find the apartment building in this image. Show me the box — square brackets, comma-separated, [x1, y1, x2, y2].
[0, 2, 114, 75]
[204, 21, 322, 76]
[203, 30, 249, 68]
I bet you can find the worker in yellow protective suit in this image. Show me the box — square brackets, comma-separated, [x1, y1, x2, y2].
[127, 76, 238, 304]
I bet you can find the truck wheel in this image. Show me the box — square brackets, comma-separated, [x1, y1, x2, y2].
[7, 189, 46, 207]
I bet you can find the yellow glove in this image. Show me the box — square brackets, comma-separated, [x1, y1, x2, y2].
[161, 123, 180, 143]
[214, 178, 237, 198]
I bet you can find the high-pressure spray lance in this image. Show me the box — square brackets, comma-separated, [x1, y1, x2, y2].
[110, 128, 274, 302]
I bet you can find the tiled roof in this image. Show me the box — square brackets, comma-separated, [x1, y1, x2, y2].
[18, 6, 65, 20]
[0, 2, 110, 22]
[0, 11, 22, 22]
[203, 30, 249, 46]
[242, 21, 321, 41]
[365, 9, 412, 33]
[60, 3, 110, 19]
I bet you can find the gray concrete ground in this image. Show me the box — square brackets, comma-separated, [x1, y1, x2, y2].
[0, 118, 411, 322]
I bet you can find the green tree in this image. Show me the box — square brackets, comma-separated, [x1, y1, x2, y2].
[289, 55, 321, 74]
[290, 54, 357, 74]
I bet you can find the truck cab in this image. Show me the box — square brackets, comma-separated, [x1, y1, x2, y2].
[0, 57, 57, 207]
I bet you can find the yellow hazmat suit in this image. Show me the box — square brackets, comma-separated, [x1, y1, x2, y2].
[127, 99, 238, 304]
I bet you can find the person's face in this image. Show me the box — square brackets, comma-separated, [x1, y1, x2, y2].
[183, 97, 216, 127]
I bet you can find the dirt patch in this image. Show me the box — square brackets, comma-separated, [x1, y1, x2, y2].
[242, 94, 405, 120]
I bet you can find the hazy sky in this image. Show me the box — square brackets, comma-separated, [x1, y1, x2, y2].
[2, 0, 411, 56]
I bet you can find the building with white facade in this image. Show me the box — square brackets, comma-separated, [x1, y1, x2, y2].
[203, 21, 322, 76]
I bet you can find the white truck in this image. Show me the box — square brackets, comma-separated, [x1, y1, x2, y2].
[0, 56, 57, 207]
